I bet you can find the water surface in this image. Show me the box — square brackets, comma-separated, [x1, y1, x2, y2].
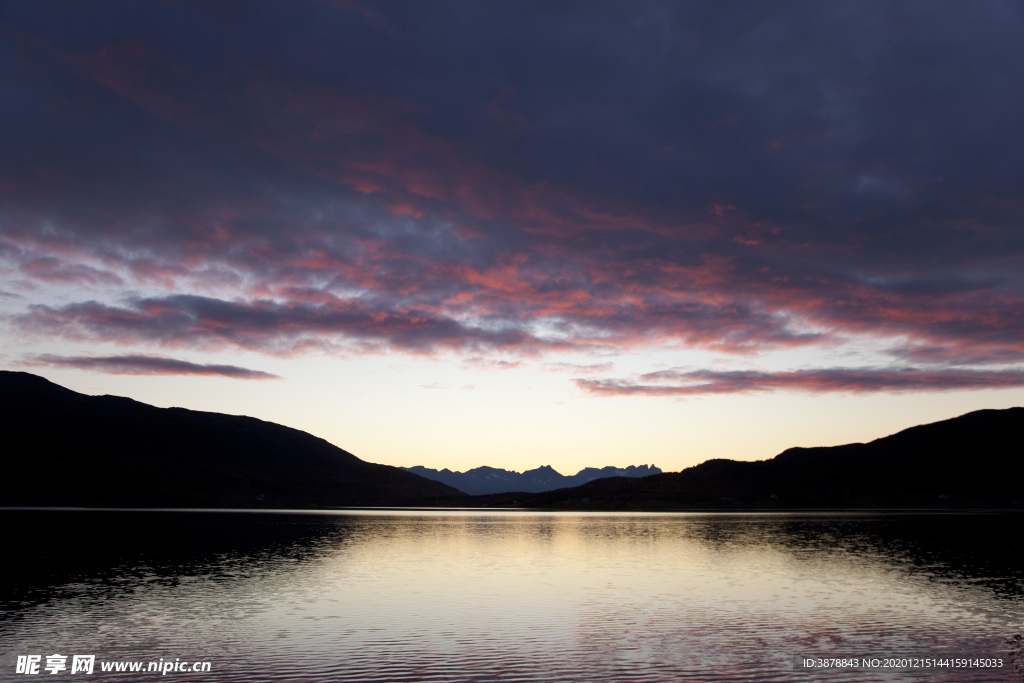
[3, 510, 1021, 681]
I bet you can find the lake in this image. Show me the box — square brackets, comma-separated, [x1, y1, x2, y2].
[2, 509, 1022, 681]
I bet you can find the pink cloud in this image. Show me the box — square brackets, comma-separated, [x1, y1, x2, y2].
[28, 354, 279, 379]
[16, 295, 560, 355]
[2, 28, 1020, 389]
[576, 367, 1024, 396]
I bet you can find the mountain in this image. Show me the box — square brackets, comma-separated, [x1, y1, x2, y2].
[0, 372, 464, 508]
[5, 371, 1018, 511]
[401, 464, 662, 495]
[475, 408, 1024, 510]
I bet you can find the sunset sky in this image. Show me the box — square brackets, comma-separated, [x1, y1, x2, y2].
[3, 1, 1023, 474]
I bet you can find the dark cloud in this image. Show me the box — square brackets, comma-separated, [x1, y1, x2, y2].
[577, 367, 1024, 396]
[29, 354, 279, 379]
[2, 1, 1023, 393]
[887, 344, 1024, 366]
[17, 295, 552, 354]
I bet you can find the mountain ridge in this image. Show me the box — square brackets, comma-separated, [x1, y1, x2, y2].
[475, 407, 1024, 510]
[3, 372, 1021, 510]
[0, 371, 463, 507]
[401, 463, 662, 494]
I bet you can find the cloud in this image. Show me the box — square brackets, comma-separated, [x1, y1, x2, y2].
[2, 1, 1024, 395]
[576, 367, 1024, 396]
[16, 294, 554, 355]
[886, 343, 1024, 366]
[28, 354, 279, 379]
[545, 361, 615, 373]
[20, 257, 123, 287]
[462, 357, 523, 370]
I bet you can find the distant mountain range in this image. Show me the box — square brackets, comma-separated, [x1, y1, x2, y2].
[477, 407, 1024, 510]
[3, 371, 1022, 510]
[401, 464, 662, 495]
[0, 371, 462, 508]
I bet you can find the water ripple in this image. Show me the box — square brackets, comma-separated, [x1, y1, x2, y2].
[2, 510, 1021, 682]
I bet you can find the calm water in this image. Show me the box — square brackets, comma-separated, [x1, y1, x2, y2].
[2, 509, 1022, 682]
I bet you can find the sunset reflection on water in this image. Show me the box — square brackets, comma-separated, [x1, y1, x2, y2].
[3, 510, 1021, 681]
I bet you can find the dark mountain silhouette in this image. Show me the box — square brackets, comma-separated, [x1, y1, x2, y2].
[4, 371, 1020, 511]
[0, 372, 464, 508]
[401, 464, 662, 494]
[475, 408, 1024, 510]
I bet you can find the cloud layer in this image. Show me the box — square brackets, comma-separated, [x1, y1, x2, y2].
[2, 1, 1023, 388]
[577, 368, 1024, 397]
[31, 354, 278, 379]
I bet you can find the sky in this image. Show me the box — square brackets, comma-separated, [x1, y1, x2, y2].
[3, 0, 1024, 475]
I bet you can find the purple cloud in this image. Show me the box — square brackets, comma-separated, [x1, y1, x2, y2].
[29, 354, 279, 379]
[2, 2, 1023, 395]
[16, 295, 553, 354]
[577, 368, 1024, 396]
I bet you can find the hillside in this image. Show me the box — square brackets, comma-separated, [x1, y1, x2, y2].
[0, 372, 464, 508]
[476, 408, 1024, 510]
[4, 372, 1019, 511]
